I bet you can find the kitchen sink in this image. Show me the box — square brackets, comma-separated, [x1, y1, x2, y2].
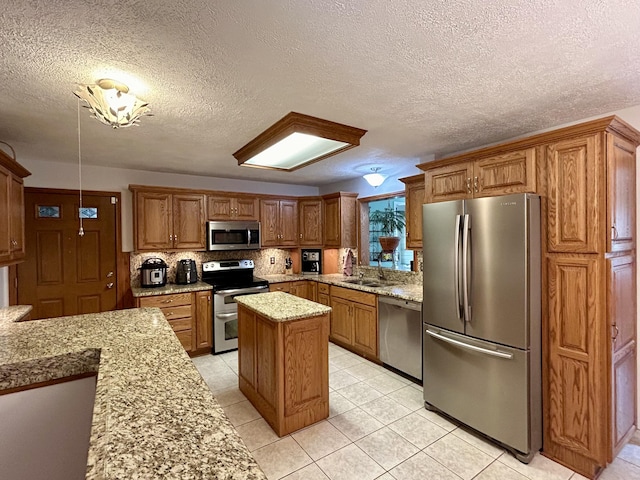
[341, 279, 398, 288]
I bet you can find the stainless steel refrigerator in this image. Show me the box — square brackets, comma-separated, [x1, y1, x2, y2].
[422, 193, 541, 463]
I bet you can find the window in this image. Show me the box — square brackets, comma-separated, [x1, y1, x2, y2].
[368, 196, 411, 271]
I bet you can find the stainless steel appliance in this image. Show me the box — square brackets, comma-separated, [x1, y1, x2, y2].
[301, 249, 322, 274]
[422, 193, 541, 463]
[207, 221, 261, 251]
[378, 296, 422, 381]
[139, 258, 167, 287]
[201, 259, 268, 353]
[176, 259, 198, 284]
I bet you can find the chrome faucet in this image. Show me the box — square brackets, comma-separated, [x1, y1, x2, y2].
[377, 252, 387, 281]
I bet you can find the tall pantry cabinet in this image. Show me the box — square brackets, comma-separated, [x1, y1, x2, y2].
[419, 116, 639, 479]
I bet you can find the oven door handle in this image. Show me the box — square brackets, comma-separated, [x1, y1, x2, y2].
[216, 312, 237, 319]
[215, 286, 269, 296]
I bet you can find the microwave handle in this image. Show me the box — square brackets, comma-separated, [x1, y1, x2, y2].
[247, 228, 251, 247]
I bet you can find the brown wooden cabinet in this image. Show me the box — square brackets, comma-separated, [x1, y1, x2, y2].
[0, 149, 30, 267]
[329, 285, 378, 359]
[420, 116, 639, 479]
[317, 283, 330, 308]
[195, 290, 213, 350]
[424, 148, 536, 203]
[322, 192, 358, 248]
[131, 187, 206, 251]
[298, 197, 323, 245]
[400, 174, 425, 250]
[238, 303, 329, 436]
[207, 194, 259, 221]
[269, 282, 291, 293]
[260, 198, 298, 247]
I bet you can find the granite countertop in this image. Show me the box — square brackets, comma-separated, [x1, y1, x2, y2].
[0, 305, 33, 322]
[131, 281, 213, 298]
[260, 274, 423, 303]
[0, 308, 266, 480]
[235, 291, 332, 322]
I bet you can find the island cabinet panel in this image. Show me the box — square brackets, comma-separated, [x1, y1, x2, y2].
[606, 134, 636, 253]
[207, 194, 259, 221]
[238, 303, 329, 436]
[298, 198, 323, 245]
[546, 134, 600, 254]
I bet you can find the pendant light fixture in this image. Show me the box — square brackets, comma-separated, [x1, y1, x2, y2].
[76, 98, 85, 237]
[363, 167, 386, 187]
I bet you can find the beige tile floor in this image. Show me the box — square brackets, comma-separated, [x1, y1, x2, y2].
[192, 344, 640, 480]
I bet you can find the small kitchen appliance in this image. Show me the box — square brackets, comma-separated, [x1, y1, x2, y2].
[140, 258, 167, 288]
[301, 249, 322, 274]
[176, 259, 198, 284]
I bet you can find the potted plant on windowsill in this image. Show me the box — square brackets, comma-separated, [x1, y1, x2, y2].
[369, 206, 406, 252]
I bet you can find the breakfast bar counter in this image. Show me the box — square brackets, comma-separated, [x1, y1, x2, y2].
[0, 308, 265, 480]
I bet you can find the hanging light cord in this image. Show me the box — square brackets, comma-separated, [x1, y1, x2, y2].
[77, 99, 84, 237]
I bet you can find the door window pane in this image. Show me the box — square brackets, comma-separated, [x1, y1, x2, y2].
[37, 206, 60, 218]
[79, 207, 98, 219]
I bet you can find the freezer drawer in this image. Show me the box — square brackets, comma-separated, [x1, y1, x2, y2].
[379, 296, 422, 381]
[423, 325, 534, 455]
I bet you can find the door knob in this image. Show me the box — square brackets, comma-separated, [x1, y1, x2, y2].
[106, 271, 114, 278]
[106, 282, 114, 289]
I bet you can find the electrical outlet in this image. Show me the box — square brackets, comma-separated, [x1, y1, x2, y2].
[270, 257, 275, 264]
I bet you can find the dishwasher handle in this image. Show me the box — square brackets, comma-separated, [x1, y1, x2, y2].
[378, 296, 422, 312]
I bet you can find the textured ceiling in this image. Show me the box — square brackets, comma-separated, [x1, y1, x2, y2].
[1, 0, 640, 186]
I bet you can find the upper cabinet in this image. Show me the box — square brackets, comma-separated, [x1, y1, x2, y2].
[131, 186, 206, 251]
[207, 194, 259, 221]
[298, 197, 323, 246]
[606, 134, 636, 253]
[423, 148, 537, 203]
[323, 192, 358, 248]
[400, 174, 425, 250]
[260, 198, 298, 247]
[0, 148, 30, 267]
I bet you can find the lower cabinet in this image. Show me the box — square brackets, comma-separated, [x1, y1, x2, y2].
[329, 286, 378, 359]
[270, 280, 316, 302]
[137, 290, 213, 355]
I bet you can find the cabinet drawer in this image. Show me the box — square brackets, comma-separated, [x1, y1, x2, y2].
[330, 285, 377, 307]
[168, 317, 192, 332]
[139, 292, 192, 308]
[270, 282, 291, 293]
[318, 283, 330, 294]
[161, 304, 192, 320]
[175, 330, 193, 350]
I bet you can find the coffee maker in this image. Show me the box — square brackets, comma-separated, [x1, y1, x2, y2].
[301, 249, 322, 274]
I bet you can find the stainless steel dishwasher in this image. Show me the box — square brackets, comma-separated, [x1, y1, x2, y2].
[378, 296, 423, 381]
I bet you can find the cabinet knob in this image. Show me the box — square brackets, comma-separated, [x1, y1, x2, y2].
[169, 234, 173, 241]
[174, 235, 178, 242]
[300, 233, 303, 238]
[466, 178, 472, 194]
[473, 176, 479, 193]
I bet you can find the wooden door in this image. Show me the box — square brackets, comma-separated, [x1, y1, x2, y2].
[0, 167, 10, 261]
[279, 200, 298, 246]
[608, 255, 637, 458]
[260, 199, 279, 246]
[207, 195, 233, 220]
[353, 303, 377, 357]
[405, 178, 425, 249]
[195, 290, 213, 350]
[298, 199, 322, 245]
[18, 190, 118, 319]
[424, 162, 473, 203]
[474, 148, 537, 197]
[329, 296, 352, 345]
[9, 175, 25, 260]
[606, 134, 636, 253]
[135, 191, 172, 250]
[235, 196, 259, 220]
[172, 194, 205, 249]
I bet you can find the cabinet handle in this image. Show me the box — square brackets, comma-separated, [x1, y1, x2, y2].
[169, 234, 173, 241]
[106, 282, 114, 289]
[174, 235, 178, 242]
[474, 176, 479, 193]
[300, 233, 303, 239]
[612, 324, 619, 342]
[466, 178, 472, 194]
[162, 299, 174, 303]
[611, 225, 618, 240]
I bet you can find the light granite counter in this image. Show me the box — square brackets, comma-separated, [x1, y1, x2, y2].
[260, 273, 423, 303]
[0, 308, 265, 480]
[131, 281, 213, 298]
[0, 305, 32, 322]
[235, 291, 331, 322]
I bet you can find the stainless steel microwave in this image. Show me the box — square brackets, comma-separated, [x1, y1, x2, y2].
[207, 221, 261, 251]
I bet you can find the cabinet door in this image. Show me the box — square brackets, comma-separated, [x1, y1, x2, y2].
[353, 303, 377, 357]
[424, 162, 473, 203]
[256, 316, 278, 408]
[9, 175, 25, 260]
[136, 191, 173, 250]
[608, 255, 637, 458]
[546, 134, 600, 254]
[207, 195, 233, 220]
[235, 196, 259, 221]
[195, 291, 213, 350]
[606, 134, 636, 253]
[330, 296, 353, 345]
[260, 199, 280, 246]
[290, 281, 307, 299]
[323, 196, 340, 247]
[299, 199, 323, 245]
[279, 200, 298, 246]
[173, 194, 205, 249]
[474, 148, 536, 197]
[318, 292, 330, 307]
[0, 167, 11, 261]
[270, 282, 291, 293]
[405, 179, 425, 249]
[307, 281, 318, 302]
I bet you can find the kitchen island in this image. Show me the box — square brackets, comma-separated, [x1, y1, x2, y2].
[235, 292, 331, 436]
[0, 307, 265, 480]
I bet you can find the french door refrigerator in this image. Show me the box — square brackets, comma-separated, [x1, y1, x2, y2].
[422, 193, 541, 463]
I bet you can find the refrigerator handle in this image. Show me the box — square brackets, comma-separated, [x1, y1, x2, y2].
[425, 329, 513, 359]
[454, 214, 463, 319]
[462, 214, 471, 322]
